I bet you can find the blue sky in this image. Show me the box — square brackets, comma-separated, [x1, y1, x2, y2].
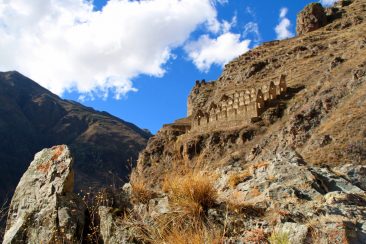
[0, 0, 336, 133]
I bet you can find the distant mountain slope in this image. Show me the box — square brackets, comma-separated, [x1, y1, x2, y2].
[0, 71, 151, 201]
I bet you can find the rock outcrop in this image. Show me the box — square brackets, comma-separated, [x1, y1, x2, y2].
[105, 149, 366, 243]
[3, 145, 87, 244]
[296, 3, 328, 35]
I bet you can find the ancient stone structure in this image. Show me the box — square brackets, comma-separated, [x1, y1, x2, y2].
[190, 75, 287, 132]
[163, 74, 287, 134]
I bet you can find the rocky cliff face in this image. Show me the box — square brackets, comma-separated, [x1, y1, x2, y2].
[0, 71, 151, 204]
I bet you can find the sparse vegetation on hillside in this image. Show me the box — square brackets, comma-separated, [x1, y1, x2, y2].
[162, 170, 217, 218]
[130, 166, 156, 204]
[121, 165, 224, 243]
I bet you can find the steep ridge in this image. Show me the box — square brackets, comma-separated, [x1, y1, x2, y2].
[136, 0, 366, 185]
[0, 71, 151, 202]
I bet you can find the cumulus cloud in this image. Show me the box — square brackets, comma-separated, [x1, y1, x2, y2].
[320, 0, 337, 6]
[275, 7, 294, 40]
[0, 0, 221, 99]
[184, 33, 250, 72]
[184, 11, 251, 72]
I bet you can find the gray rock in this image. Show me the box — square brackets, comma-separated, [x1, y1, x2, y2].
[3, 145, 87, 244]
[122, 182, 132, 195]
[99, 207, 128, 244]
[310, 167, 364, 194]
[148, 196, 170, 217]
[296, 3, 328, 36]
[333, 164, 366, 191]
[324, 191, 350, 204]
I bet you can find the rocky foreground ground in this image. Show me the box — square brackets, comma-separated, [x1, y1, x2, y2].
[2, 145, 366, 243]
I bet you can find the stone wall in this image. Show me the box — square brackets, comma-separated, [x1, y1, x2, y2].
[191, 75, 287, 132]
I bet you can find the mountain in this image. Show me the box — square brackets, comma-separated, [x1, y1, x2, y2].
[0, 71, 151, 202]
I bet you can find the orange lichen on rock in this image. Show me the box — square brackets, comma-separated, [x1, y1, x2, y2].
[51, 145, 64, 161]
[36, 146, 65, 173]
[36, 161, 51, 174]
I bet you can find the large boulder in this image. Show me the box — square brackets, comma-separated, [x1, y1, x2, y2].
[296, 3, 328, 35]
[3, 145, 87, 244]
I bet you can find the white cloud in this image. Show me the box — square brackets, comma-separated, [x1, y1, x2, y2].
[206, 14, 237, 34]
[185, 33, 250, 72]
[245, 7, 256, 18]
[319, 0, 337, 6]
[0, 0, 221, 99]
[243, 21, 261, 43]
[279, 8, 288, 18]
[275, 7, 294, 40]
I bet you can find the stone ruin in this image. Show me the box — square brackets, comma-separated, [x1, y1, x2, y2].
[190, 75, 287, 132]
[163, 74, 287, 134]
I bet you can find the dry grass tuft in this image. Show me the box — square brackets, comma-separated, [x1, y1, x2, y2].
[228, 202, 265, 217]
[225, 190, 265, 217]
[124, 164, 221, 243]
[248, 186, 262, 198]
[227, 170, 252, 189]
[162, 225, 223, 244]
[251, 161, 269, 170]
[130, 169, 155, 204]
[243, 228, 268, 243]
[162, 170, 217, 218]
[121, 205, 223, 244]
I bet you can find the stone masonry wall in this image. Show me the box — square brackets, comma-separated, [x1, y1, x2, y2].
[191, 75, 287, 132]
